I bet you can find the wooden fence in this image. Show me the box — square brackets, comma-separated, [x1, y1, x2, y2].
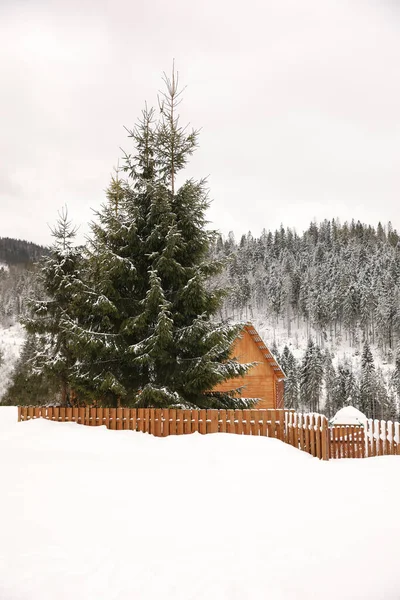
[285, 412, 329, 460]
[20, 407, 400, 460]
[329, 425, 366, 459]
[329, 420, 400, 459]
[18, 406, 330, 460]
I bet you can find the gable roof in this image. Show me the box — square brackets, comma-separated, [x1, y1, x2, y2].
[243, 323, 286, 380]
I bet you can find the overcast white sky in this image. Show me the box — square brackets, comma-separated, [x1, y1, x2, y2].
[1, 0, 400, 245]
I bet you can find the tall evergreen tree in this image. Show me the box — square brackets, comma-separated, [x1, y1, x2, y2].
[300, 339, 323, 412]
[23, 209, 82, 405]
[323, 350, 337, 418]
[359, 340, 376, 418]
[63, 69, 252, 408]
[280, 345, 299, 410]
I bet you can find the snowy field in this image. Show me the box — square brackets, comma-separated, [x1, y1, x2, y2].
[0, 407, 400, 600]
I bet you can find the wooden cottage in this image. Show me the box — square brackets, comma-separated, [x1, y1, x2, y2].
[213, 323, 285, 409]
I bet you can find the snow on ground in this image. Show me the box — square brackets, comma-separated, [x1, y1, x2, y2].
[0, 408, 400, 599]
[0, 322, 25, 399]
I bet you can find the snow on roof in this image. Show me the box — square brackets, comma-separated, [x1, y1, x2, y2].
[330, 406, 367, 426]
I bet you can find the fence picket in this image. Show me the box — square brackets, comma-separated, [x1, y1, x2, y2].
[310, 415, 315, 457]
[153, 409, 160, 436]
[314, 416, 320, 458]
[396, 422, 400, 455]
[298, 414, 304, 452]
[108, 408, 115, 430]
[321, 417, 328, 460]
[258, 411, 266, 437]
[293, 414, 299, 450]
[183, 409, 191, 435]
[211, 410, 219, 433]
[250, 410, 257, 436]
[278, 410, 285, 441]
[191, 410, 199, 434]
[270, 410, 277, 439]
[242, 410, 250, 436]
[115, 407, 121, 430]
[121, 408, 128, 430]
[96, 407, 103, 427]
[235, 410, 243, 435]
[219, 410, 227, 433]
[198, 409, 205, 435]
[162, 409, 169, 437]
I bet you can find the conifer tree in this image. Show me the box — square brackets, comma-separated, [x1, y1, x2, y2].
[3, 335, 59, 405]
[280, 345, 299, 410]
[323, 350, 337, 418]
[300, 339, 323, 412]
[65, 69, 252, 408]
[391, 345, 400, 402]
[359, 340, 376, 418]
[23, 209, 82, 405]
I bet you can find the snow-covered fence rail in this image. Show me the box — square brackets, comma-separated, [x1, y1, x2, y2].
[17, 406, 330, 459]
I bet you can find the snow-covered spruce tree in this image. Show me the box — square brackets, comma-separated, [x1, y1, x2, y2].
[3, 335, 59, 405]
[323, 350, 337, 418]
[300, 339, 323, 412]
[375, 367, 390, 420]
[23, 208, 82, 405]
[389, 345, 400, 417]
[359, 340, 377, 418]
[66, 70, 252, 408]
[280, 346, 299, 410]
[334, 361, 359, 411]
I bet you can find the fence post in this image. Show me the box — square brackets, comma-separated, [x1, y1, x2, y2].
[321, 417, 329, 461]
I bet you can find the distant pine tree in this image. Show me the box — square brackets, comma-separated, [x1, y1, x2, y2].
[360, 341, 377, 418]
[300, 339, 323, 412]
[281, 345, 299, 410]
[323, 350, 337, 418]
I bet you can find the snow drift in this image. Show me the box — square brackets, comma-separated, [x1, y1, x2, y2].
[0, 407, 399, 599]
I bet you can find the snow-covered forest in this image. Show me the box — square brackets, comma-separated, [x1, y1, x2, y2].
[0, 239, 45, 397]
[213, 219, 400, 419]
[1, 218, 400, 420]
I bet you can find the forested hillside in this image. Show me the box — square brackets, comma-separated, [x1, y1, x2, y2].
[0, 237, 47, 266]
[0, 238, 46, 397]
[214, 219, 400, 420]
[0, 238, 46, 326]
[2, 221, 400, 421]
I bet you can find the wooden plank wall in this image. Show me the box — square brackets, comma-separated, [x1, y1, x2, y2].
[17, 406, 330, 460]
[211, 328, 279, 409]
